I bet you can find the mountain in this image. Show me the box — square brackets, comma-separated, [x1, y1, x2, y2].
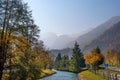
[41, 16, 120, 50]
[68, 16, 120, 50]
[41, 32, 81, 49]
[83, 21, 120, 53]
[40, 32, 58, 49]
[50, 48, 73, 58]
[51, 31, 91, 49]
[51, 35, 76, 49]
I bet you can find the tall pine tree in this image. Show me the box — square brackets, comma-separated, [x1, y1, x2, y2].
[72, 42, 85, 72]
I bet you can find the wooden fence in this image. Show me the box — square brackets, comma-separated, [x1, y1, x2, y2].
[95, 70, 120, 80]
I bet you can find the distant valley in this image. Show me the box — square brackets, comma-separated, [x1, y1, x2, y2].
[42, 16, 120, 56]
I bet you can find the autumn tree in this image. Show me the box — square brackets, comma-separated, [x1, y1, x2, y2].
[0, 0, 24, 79]
[105, 50, 120, 66]
[91, 47, 104, 66]
[0, 0, 41, 79]
[84, 47, 104, 72]
[8, 49, 41, 80]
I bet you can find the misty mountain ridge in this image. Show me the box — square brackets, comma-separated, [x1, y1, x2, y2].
[42, 16, 120, 53]
[67, 16, 120, 50]
[49, 16, 120, 57]
[83, 21, 120, 53]
[41, 32, 87, 49]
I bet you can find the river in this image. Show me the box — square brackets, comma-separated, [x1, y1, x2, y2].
[39, 69, 78, 80]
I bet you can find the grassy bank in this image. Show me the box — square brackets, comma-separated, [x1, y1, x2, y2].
[78, 70, 105, 80]
[39, 69, 56, 78]
[2, 69, 56, 80]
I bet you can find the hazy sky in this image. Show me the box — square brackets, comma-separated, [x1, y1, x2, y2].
[25, 0, 120, 36]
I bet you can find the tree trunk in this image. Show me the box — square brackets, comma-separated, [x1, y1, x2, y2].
[0, 45, 5, 80]
[0, 63, 4, 80]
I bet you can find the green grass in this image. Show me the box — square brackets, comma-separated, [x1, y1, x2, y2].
[78, 70, 105, 80]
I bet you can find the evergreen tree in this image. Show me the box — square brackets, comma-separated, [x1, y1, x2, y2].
[56, 53, 62, 62]
[60, 54, 69, 70]
[91, 46, 101, 54]
[96, 47, 104, 66]
[96, 46, 101, 54]
[54, 53, 62, 69]
[63, 54, 69, 60]
[71, 42, 85, 72]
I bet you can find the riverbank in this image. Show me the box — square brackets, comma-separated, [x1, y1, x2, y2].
[39, 69, 56, 79]
[78, 70, 105, 80]
[55, 68, 87, 73]
[55, 69, 78, 73]
[2, 69, 56, 80]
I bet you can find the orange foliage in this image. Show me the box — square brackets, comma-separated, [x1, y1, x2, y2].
[84, 53, 103, 65]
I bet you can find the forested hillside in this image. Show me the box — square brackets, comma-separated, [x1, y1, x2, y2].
[68, 16, 120, 50]
[83, 21, 120, 53]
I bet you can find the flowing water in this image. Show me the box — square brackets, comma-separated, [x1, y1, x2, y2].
[39, 69, 78, 80]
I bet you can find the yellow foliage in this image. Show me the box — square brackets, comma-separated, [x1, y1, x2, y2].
[105, 50, 120, 66]
[84, 53, 103, 65]
[2, 74, 9, 80]
[5, 34, 31, 69]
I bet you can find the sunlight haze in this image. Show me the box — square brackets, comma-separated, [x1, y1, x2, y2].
[25, 0, 120, 49]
